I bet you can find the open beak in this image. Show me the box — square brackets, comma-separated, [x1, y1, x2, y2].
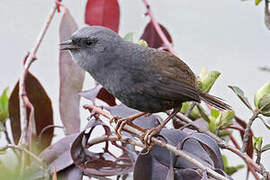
[59, 40, 80, 50]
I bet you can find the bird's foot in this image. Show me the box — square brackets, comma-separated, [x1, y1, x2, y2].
[110, 113, 147, 139]
[140, 126, 162, 150]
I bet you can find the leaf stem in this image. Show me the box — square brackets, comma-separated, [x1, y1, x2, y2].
[141, 0, 177, 56]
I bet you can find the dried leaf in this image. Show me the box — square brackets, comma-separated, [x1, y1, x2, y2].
[9, 72, 53, 153]
[140, 22, 172, 49]
[85, 0, 120, 32]
[59, 9, 85, 134]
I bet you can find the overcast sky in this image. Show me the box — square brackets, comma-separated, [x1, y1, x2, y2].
[1, 0, 270, 179]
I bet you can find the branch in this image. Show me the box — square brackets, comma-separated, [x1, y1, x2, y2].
[241, 110, 259, 152]
[141, 0, 177, 56]
[18, 0, 61, 170]
[0, 144, 44, 164]
[83, 105, 229, 180]
[173, 112, 270, 179]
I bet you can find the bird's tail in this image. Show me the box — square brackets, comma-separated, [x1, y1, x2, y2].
[198, 90, 231, 110]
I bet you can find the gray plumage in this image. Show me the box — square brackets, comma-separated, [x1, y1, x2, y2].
[62, 26, 230, 113]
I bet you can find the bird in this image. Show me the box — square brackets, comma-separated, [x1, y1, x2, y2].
[60, 25, 230, 146]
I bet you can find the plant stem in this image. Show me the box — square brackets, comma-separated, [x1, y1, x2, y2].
[241, 110, 259, 152]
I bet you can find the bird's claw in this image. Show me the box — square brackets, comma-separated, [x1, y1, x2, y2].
[140, 127, 161, 151]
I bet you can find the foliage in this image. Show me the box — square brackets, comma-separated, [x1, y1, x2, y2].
[1, 0, 270, 180]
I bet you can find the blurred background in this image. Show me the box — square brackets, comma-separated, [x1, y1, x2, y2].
[0, 0, 269, 179]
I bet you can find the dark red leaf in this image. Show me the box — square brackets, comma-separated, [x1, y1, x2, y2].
[234, 116, 254, 158]
[85, 0, 120, 32]
[8, 72, 54, 153]
[79, 84, 116, 106]
[59, 9, 85, 134]
[140, 21, 173, 49]
[71, 119, 134, 177]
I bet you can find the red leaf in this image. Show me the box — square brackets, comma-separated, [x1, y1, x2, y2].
[140, 22, 173, 49]
[8, 72, 54, 153]
[79, 84, 116, 106]
[85, 0, 120, 32]
[71, 119, 134, 177]
[59, 9, 85, 134]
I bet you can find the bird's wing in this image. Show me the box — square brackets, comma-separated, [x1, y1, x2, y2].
[130, 49, 201, 102]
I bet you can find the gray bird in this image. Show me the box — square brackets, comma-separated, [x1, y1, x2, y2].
[60, 26, 230, 144]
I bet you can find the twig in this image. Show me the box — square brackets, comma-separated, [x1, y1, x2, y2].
[0, 144, 43, 164]
[83, 105, 229, 180]
[241, 110, 259, 152]
[184, 102, 196, 117]
[18, 0, 61, 171]
[174, 112, 270, 179]
[141, 0, 177, 56]
[3, 122, 12, 144]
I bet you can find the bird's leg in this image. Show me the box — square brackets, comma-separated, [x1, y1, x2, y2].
[142, 108, 180, 149]
[110, 112, 147, 138]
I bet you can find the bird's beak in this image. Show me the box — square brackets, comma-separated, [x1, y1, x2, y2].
[59, 40, 80, 50]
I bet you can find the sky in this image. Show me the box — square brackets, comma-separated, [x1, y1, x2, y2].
[0, 0, 270, 179]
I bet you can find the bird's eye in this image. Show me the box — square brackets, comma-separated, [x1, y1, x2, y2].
[85, 40, 92, 46]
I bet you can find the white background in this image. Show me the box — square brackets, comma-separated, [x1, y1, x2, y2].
[0, 0, 270, 179]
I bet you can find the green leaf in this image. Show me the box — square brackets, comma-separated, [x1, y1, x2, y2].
[123, 32, 134, 42]
[222, 155, 245, 175]
[198, 69, 220, 93]
[218, 130, 232, 137]
[0, 88, 9, 122]
[216, 110, 234, 130]
[258, 94, 270, 117]
[262, 144, 270, 153]
[228, 85, 253, 111]
[210, 109, 220, 119]
[180, 102, 201, 120]
[197, 104, 210, 122]
[254, 82, 270, 108]
[137, 39, 148, 47]
[208, 118, 217, 133]
[253, 136, 263, 151]
[255, 0, 263, 5]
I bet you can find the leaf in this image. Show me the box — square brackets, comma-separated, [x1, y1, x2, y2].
[8, 72, 54, 153]
[85, 0, 120, 32]
[0, 87, 9, 122]
[79, 84, 116, 106]
[255, 0, 263, 5]
[198, 69, 220, 93]
[180, 102, 201, 120]
[59, 9, 85, 134]
[216, 110, 234, 130]
[262, 144, 270, 153]
[123, 32, 134, 42]
[137, 40, 148, 47]
[253, 136, 263, 151]
[228, 85, 253, 111]
[254, 82, 270, 108]
[71, 119, 134, 177]
[39, 133, 79, 174]
[140, 22, 172, 49]
[222, 155, 244, 176]
[258, 94, 270, 116]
